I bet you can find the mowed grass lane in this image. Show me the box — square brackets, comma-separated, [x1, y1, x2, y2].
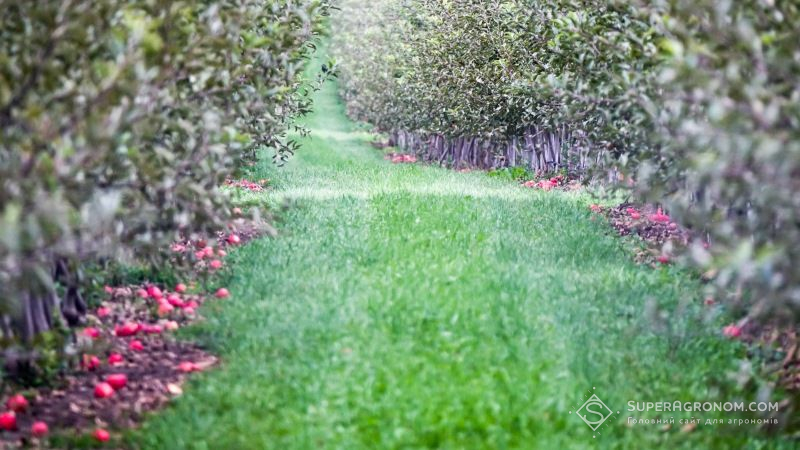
[131, 57, 788, 449]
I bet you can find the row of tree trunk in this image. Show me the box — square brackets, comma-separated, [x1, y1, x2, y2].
[388, 126, 603, 174]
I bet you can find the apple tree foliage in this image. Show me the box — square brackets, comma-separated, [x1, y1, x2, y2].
[0, 0, 330, 371]
[332, 0, 800, 323]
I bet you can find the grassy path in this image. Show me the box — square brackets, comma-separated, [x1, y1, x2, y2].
[132, 58, 787, 449]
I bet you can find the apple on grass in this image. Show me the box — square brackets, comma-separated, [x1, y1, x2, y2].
[94, 428, 110, 442]
[723, 324, 742, 338]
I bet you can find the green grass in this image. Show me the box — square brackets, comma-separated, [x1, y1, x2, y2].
[130, 53, 791, 449]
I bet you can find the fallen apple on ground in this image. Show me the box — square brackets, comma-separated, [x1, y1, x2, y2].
[0, 412, 16, 431]
[147, 285, 163, 299]
[93, 428, 110, 442]
[94, 382, 114, 399]
[158, 303, 175, 316]
[6, 394, 28, 413]
[83, 355, 101, 371]
[31, 421, 48, 437]
[108, 353, 124, 365]
[82, 327, 100, 339]
[106, 374, 128, 390]
[723, 324, 742, 338]
[115, 322, 139, 337]
[177, 362, 199, 373]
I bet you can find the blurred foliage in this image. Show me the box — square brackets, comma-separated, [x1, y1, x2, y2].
[331, 0, 800, 324]
[0, 0, 331, 374]
[638, 0, 800, 324]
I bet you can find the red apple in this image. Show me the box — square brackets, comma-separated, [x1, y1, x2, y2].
[97, 306, 111, 318]
[217, 249, 227, 257]
[177, 362, 198, 373]
[226, 234, 241, 245]
[630, 212, 641, 220]
[194, 250, 206, 260]
[723, 324, 742, 338]
[104, 285, 114, 294]
[129, 340, 144, 352]
[108, 353, 124, 365]
[93, 428, 110, 442]
[185, 300, 199, 309]
[105, 374, 127, 390]
[209, 259, 223, 270]
[83, 354, 101, 371]
[143, 324, 162, 334]
[175, 283, 187, 293]
[657, 255, 671, 264]
[31, 421, 48, 437]
[31, 421, 50, 437]
[0, 412, 16, 431]
[164, 321, 179, 331]
[147, 285, 163, 300]
[82, 327, 100, 339]
[158, 303, 174, 316]
[94, 382, 114, 399]
[183, 307, 195, 315]
[136, 288, 149, 299]
[649, 208, 671, 223]
[5, 394, 27, 413]
[215, 288, 230, 299]
[115, 322, 139, 337]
